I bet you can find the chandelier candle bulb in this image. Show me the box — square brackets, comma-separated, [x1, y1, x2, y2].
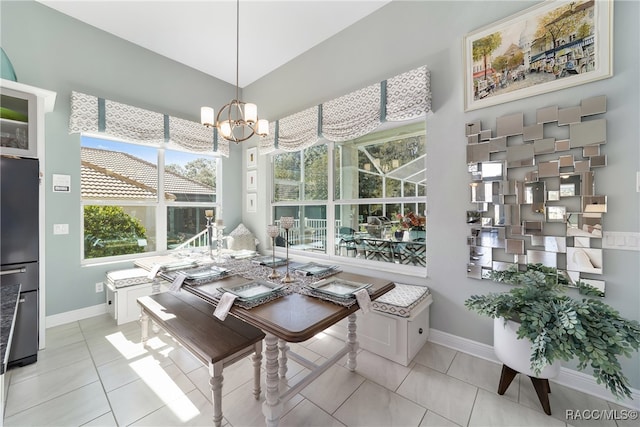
[216, 219, 224, 227]
[257, 119, 269, 136]
[205, 210, 214, 218]
[201, 107, 214, 127]
[244, 103, 257, 123]
[220, 120, 232, 138]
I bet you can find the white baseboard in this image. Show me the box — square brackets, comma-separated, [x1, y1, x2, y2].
[428, 328, 640, 411]
[46, 303, 107, 328]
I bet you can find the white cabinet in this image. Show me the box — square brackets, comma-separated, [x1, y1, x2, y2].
[105, 281, 167, 325]
[326, 295, 432, 366]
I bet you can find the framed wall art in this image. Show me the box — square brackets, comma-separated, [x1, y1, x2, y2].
[247, 170, 257, 191]
[246, 147, 257, 169]
[247, 193, 257, 213]
[463, 0, 613, 111]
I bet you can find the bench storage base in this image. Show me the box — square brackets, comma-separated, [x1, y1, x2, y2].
[326, 285, 432, 366]
[105, 267, 169, 325]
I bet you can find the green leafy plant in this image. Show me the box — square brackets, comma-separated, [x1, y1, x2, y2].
[84, 205, 147, 258]
[464, 264, 640, 399]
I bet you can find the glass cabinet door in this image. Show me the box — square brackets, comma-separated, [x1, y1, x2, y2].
[1, 87, 37, 158]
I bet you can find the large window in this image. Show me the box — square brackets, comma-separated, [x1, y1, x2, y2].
[271, 122, 426, 269]
[81, 136, 219, 261]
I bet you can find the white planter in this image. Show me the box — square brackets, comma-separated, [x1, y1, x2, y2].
[493, 317, 560, 379]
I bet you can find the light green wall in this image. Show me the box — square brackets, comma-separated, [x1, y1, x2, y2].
[243, 0, 639, 388]
[2, 0, 638, 389]
[0, 0, 242, 316]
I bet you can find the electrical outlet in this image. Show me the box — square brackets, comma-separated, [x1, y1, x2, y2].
[53, 223, 69, 235]
[95, 282, 104, 293]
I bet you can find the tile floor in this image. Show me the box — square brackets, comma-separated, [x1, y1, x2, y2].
[2, 313, 634, 426]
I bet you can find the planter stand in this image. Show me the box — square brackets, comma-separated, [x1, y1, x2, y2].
[493, 317, 560, 415]
[497, 364, 552, 415]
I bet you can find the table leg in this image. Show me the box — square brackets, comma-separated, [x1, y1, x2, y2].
[262, 333, 283, 427]
[278, 339, 289, 378]
[209, 361, 224, 427]
[252, 342, 262, 400]
[346, 313, 358, 372]
[140, 310, 149, 347]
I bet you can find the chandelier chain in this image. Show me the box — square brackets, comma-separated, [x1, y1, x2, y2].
[235, 0, 240, 101]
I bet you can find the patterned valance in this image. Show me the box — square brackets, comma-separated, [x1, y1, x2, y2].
[386, 66, 432, 121]
[260, 65, 431, 153]
[322, 83, 381, 142]
[278, 106, 320, 151]
[69, 91, 229, 157]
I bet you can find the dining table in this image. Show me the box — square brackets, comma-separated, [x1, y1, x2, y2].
[178, 266, 395, 427]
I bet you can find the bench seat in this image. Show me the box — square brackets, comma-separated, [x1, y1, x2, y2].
[137, 291, 265, 427]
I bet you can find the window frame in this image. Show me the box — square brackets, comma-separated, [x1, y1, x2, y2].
[79, 133, 222, 265]
[270, 121, 427, 277]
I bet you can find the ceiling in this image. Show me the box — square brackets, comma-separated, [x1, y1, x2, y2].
[38, 0, 392, 88]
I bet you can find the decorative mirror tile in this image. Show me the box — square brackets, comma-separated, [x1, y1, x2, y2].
[558, 106, 582, 125]
[536, 105, 558, 124]
[465, 96, 607, 294]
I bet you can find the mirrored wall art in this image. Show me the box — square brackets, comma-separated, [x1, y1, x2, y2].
[465, 96, 608, 294]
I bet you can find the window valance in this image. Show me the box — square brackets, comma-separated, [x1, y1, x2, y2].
[68, 91, 229, 157]
[261, 65, 431, 153]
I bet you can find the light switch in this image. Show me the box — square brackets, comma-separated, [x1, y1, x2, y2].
[53, 224, 69, 235]
[603, 231, 640, 251]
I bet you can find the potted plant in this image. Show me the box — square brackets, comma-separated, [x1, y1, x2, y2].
[464, 263, 640, 404]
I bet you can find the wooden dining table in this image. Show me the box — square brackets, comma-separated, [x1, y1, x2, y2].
[182, 271, 394, 427]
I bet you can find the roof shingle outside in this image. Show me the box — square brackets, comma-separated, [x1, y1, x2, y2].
[81, 164, 159, 200]
[81, 147, 215, 198]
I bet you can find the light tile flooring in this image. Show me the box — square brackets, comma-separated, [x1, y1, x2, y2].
[2, 314, 633, 426]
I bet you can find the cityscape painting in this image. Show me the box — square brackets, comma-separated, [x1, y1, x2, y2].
[464, 0, 612, 111]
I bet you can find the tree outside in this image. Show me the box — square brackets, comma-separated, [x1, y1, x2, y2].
[84, 205, 147, 258]
[166, 157, 216, 188]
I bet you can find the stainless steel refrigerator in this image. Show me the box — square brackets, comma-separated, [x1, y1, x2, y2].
[1, 156, 39, 367]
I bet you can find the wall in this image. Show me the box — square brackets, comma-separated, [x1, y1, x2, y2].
[0, 0, 242, 316]
[243, 0, 639, 389]
[1, 0, 638, 390]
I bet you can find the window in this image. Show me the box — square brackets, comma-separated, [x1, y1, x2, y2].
[81, 136, 219, 261]
[271, 122, 426, 270]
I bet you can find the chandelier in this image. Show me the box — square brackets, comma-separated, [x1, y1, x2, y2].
[201, 0, 268, 143]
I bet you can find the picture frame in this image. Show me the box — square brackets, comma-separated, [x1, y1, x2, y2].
[463, 0, 613, 111]
[247, 193, 257, 213]
[247, 170, 257, 191]
[246, 147, 257, 169]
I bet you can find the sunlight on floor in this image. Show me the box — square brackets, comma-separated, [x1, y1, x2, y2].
[130, 355, 200, 422]
[106, 331, 148, 360]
